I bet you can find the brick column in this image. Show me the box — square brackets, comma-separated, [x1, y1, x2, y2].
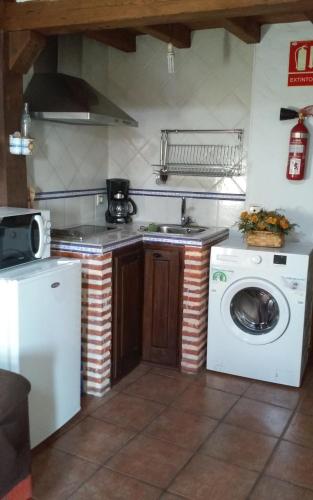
[53, 250, 112, 396]
[181, 245, 210, 373]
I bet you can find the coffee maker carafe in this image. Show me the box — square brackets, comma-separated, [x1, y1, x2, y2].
[105, 178, 137, 224]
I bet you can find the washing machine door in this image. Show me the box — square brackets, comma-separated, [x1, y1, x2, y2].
[221, 278, 290, 345]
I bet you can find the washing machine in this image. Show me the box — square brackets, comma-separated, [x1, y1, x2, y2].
[207, 237, 313, 387]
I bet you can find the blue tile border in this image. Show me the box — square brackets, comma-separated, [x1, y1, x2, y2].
[36, 187, 245, 202]
[129, 188, 245, 201]
[35, 188, 106, 200]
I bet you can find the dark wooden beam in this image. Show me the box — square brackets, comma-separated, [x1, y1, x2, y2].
[0, 31, 28, 207]
[305, 11, 313, 23]
[137, 24, 191, 48]
[3, 0, 313, 33]
[223, 17, 261, 43]
[0, 5, 4, 30]
[9, 30, 46, 74]
[85, 28, 136, 52]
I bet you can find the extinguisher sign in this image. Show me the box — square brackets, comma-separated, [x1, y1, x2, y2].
[288, 40, 313, 86]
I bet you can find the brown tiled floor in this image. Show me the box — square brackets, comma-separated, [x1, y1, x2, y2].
[32, 361, 313, 499]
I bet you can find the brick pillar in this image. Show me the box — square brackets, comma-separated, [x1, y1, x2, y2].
[53, 250, 112, 396]
[181, 245, 210, 373]
[81, 253, 112, 396]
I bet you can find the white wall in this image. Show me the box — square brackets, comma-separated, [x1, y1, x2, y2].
[107, 30, 253, 227]
[247, 22, 313, 241]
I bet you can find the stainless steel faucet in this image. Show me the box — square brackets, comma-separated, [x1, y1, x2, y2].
[181, 197, 192, 226]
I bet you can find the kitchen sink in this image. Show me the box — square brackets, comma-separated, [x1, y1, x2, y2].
[144, 224, 208, 235]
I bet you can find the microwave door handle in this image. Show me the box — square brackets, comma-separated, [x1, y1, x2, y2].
[33, 215, 45, 258]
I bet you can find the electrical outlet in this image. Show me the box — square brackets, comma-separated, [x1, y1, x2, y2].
[249, 205, 262, 214]
[96, 194, 105, 206]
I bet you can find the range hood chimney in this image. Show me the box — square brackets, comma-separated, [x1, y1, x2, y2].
[24, 37, 138, 127]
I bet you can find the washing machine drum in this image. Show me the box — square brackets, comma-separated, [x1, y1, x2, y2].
[221, 278, 290, 345]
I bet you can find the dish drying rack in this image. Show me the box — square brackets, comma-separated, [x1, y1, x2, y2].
[153, 129, 245, 184]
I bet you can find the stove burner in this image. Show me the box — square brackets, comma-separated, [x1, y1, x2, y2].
[51, 224, 117, 241]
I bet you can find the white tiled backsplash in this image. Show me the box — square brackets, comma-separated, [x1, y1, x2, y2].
[26, 30, 253, 228]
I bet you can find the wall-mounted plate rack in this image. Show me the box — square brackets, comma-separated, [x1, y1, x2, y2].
[153, 129, 245, 184]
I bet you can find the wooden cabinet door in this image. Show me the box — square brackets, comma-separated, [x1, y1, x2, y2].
[112, 244, 143, 383]
[143, 245, 182, 367]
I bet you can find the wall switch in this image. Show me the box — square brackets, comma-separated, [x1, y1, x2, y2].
[96, 194, 105, 206]
[249, 205, 262, 214]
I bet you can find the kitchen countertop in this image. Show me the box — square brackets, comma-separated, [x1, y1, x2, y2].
[51, 222, 229, 255]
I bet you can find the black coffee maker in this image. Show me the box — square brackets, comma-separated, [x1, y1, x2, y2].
[105, 178, 137, 224]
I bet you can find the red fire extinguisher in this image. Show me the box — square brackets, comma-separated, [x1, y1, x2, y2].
[281, 106, 313, 181]
[286, 115, 308, 180]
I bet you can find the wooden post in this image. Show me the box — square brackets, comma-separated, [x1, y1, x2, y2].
[0, 30, 28, 207]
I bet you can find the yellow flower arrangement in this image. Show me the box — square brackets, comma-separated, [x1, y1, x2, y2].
[238, 209, 296, 235]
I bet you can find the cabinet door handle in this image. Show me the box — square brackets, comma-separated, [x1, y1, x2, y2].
[153, 252, 162, 258]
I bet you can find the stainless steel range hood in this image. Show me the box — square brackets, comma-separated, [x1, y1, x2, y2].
[24, 73, 138, 126]
[24, 37, 138, 127]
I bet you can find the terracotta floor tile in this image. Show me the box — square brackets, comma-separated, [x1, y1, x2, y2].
[32, 414, 87, 452]
[172, 385, 238, 419]
[225, 397, 292, 437]
[124, 373, 189, 405]
[150, 366, 196, 382]
[113, 364, 152, 392]
[160, 494, 186, 500]
[52, 416, 135, 464]
[106, 434, 192, 489]
[143, 407, 218, 450]
[195, 370, 251, 395]
[245, 381, 301, 409]
[91, 393, 165, 431]
[32, 447, 97, 500]
[69, 467, 161, 500]
[303, 365, 313, 385]
[199, 422, 277, 471]
[81, 391, 118, 415]
[284, 412, 313, 449]
[297, 391, 313, 416]
[266, 440, 313, 490]
[168, 453, 258, 500]
[250, 476, 313, 500]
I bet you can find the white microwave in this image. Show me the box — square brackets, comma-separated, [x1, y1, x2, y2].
[0, 207, 51, 270]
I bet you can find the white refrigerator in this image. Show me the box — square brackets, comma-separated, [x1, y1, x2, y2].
[0, 258, 81, 448]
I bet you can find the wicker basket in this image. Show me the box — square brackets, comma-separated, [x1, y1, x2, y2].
[245, 231, 285, 248]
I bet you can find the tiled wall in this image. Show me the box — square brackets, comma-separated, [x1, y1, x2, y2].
[25, 30, 253, 228]
[106, 30, 254, 227]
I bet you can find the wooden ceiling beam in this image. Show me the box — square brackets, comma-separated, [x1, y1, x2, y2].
[305, 11, 313, 23]
[223, 17, 261, 43]
[3, 0, 313, 33]
[0, 2, 4, 30]
[9, 30, 46, 74]
[137, 24, 191, 48]
[85, 29, 136, 52]
[0, 31, 28, 207]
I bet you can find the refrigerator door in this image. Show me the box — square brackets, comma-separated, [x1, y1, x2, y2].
[0, 258, 81, 448]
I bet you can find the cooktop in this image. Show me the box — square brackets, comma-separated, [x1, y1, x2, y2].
[51, 224, 117, 241]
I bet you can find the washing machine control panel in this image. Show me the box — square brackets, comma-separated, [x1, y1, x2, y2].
[273, 255, 287, 265]
[251, 255, 262, 264]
